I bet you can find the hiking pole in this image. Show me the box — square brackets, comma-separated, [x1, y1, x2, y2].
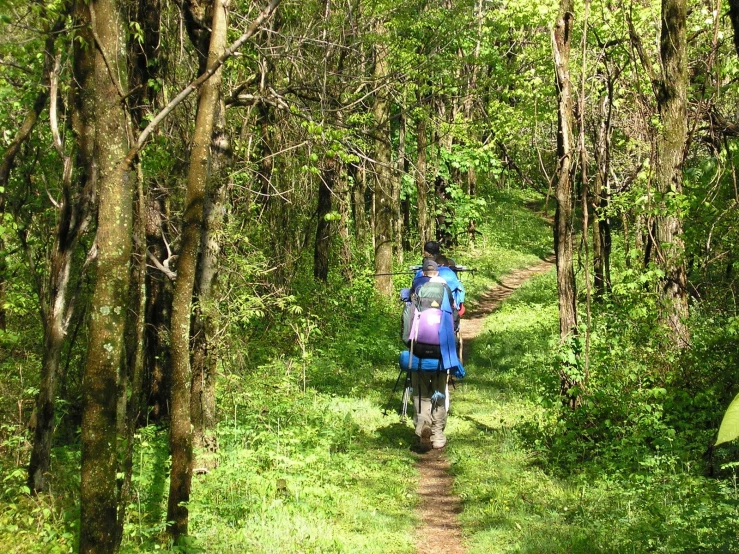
[373, 271, 417, 276]
[400, 371, 412, 423]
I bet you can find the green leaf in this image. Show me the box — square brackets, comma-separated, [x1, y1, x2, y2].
[716, 393, 739, 445]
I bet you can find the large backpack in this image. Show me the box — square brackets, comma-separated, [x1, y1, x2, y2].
[401, 280, 454, 358]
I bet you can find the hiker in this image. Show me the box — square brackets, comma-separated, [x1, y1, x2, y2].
[412, 241, 466, 317]
[410, 257, 436, 295]
[434, 254, 465, 317]
[402, 258, 462, 450]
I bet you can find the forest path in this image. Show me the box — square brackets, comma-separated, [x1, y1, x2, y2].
[413, 256, 555, 554]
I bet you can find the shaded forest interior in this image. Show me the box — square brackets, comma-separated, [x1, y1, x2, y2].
[2, 0, 739, 551]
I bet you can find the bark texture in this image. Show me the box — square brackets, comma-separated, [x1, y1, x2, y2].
[416, 106, 429, 246]
[191, 99, 231, 470]
[167, 0, 229, 540]
[552, 0, 579, 404]
[372, 19, 394, 295]
[79, 0, 134, 551]
[654, 0, 689, 348]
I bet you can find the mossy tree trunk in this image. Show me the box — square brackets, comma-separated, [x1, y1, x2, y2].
[167, 0, 229, 541]
[552, 0, 580, 407]
[654, 0, 689, 349]
[78, 0, 134, 550]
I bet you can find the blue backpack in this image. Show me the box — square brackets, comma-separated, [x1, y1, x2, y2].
[400, 280, 463, 373]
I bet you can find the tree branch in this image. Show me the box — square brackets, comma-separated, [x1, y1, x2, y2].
[123, 0, 282, 169]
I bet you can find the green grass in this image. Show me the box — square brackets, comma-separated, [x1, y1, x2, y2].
[446, 269, 739, 553]
[455, 188, 553, 302]
[7, 188, 737, 552]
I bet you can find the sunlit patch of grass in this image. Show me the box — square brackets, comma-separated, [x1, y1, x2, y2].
[459, 189, 553, 302]
[446, 266, 739, 553]
[166, 361, 418, 554]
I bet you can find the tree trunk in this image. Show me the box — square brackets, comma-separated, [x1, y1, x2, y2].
[337, 170, 353, 277]
[729, 0, 739, 58]
[655, 0, 689, 348]
[552, 0, 579, 406]
[191, 99, 230, 472]
[350, 161, 367, 243]
[116, 166, 147, 545]
[434, 98, 455, 247]
[373, 20, 394, 295]
[167, 0, 229, 541]
[395, 109, 406, 263]
[28, 15, 93, 494]
[144, 191, 172, 421]
[592, 77, 613, 298]
[416, 102, 429, 247]
[255, 102, 274, 206]
[398, 110, 411, 253]
[314, 157, 336, 281]
[79, 0, 134, 551]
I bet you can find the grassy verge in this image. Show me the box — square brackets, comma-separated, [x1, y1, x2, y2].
[448, 267, 739, 553]
[0, 189, 559, 553]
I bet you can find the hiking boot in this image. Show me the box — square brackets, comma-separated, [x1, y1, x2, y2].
[419, 423, 432, 449]
[432, 436, 447, 450]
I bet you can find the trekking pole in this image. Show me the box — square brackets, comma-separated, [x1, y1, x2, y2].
[400, 372, 411, 423]
[373, 271, 417, 276]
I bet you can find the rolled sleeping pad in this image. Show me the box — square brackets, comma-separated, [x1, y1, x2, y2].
[398, 350, 465, 379]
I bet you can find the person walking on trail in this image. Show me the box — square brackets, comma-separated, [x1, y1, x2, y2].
[434, 254, 465, 317]
[409, 258, 458, 451]
[412, 241, 466, 317]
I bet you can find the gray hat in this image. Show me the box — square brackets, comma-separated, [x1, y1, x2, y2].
[422, 258, 439, 272]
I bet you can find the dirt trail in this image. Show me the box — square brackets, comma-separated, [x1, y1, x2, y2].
[413, 256, 555, 554]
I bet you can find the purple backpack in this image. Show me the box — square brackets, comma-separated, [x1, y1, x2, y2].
[409, 308, 442, 345]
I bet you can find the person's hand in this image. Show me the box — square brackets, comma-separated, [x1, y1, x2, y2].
[458, 303, 465, 317]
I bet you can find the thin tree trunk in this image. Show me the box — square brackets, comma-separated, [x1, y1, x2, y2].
[144, 192, 172, 421]
[395, 109, 406, 263]
[373, 20, 393, 295]
[592, 75, 613, 297]
[16, 11, 85, 495]
[255, 102, 274, 207]
[79, 0, 134, 550]
[552, 0, 579, 406]
[337, 170, 353, 277]
[416, 101, 429, 246]
[27, 27, 84, 494]
[655, 0, 689, 348]
[350, 161, 367, 243]
[729, 0, 739, 57]
[167, 0, 229, 540]
[314, 157, 336, 281]
[116, 165, 147, 545]
[191, 98, 230, 472]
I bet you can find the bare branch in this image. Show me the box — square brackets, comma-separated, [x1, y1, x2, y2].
[147, 249, 177, 281]
[123, 0, 282, 169]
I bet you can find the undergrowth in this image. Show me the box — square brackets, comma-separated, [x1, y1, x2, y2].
[450, 266, 739, 553]
[6, 188, 738, 552]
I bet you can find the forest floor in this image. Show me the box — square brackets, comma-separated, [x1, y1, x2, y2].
[414, 256, 555, 554]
